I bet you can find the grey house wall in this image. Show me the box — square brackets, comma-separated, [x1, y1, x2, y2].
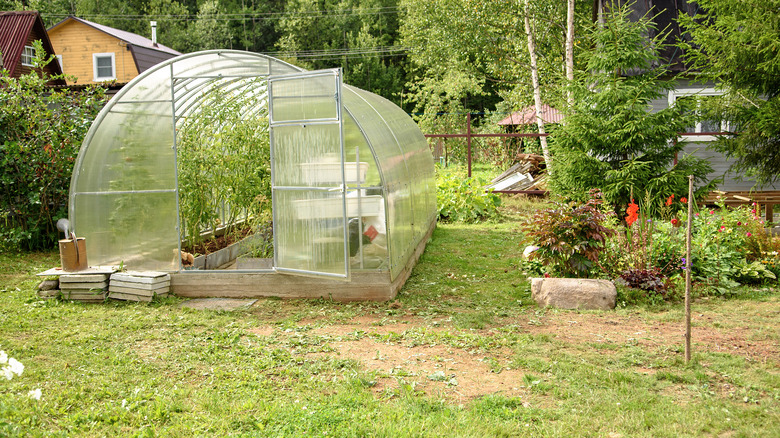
[651, 78, 780, 192]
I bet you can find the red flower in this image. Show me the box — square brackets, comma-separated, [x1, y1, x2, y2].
[671, 218, 679, 226]
[626, 199, 639, 226]
[680, 197, 688, 204]
[665, 194, 675, 206]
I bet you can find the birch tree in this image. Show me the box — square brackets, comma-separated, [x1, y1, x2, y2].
[523, 0, 551, 172]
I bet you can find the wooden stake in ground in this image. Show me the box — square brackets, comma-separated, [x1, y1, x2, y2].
[685, 175, 694, 363]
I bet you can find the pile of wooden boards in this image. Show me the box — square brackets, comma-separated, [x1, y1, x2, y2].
[486, 154, 547, 192]
[108, 271, 171, 302]
[59, 272, 111, 303]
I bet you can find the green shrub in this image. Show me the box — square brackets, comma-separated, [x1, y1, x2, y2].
[436, 166, 500, 223]
[522, 189, 616, 277]
[0, 41, 107, 251]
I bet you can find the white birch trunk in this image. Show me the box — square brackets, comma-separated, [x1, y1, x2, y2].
[523, 0, 552, 174]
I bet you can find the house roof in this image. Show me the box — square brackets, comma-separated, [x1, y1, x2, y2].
[48, 15, 181, 58]
[497, 104, 564, 126]
[0, 10, 63, 78]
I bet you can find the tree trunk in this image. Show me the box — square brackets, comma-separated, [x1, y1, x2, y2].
[566, 0, 575, 107]
[523, 0, 552, 174]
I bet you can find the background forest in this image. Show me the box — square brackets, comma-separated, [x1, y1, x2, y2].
[1, 0, 591, 119]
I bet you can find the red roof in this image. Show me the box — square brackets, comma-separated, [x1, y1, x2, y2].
[497, 104, 564, 126]
[0, 11, 63, 79]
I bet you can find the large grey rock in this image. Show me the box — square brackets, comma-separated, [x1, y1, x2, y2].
[531, 278, 616, 310]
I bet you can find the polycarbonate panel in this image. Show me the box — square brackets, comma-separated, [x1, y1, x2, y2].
[269, 69, 348, 279]
[73, 109, 175, 194]
[273, 190, 347, 276]
[363, 91, 437, 248]
[341, 88, 414, 278]
[72, 192, 178, 270]
[272, 124, 343, 188]
[269, 72, 339, 122]
[342, 112, 381, 188]
[70, 51, 303, 272]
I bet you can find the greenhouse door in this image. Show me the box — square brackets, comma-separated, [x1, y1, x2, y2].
[268, 69, 350, 280]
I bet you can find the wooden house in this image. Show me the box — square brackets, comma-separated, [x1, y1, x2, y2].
[595, 0, 779, 220]
[47, 16, 181, 85]
[0, 11, 65, 85]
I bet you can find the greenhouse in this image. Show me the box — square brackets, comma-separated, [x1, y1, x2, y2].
[69, 50, 436, 301]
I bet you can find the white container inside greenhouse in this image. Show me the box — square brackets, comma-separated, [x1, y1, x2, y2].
[293, 195, 383, 219]
[301, 162, 368, 184]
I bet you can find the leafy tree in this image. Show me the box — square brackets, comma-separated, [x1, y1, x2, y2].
[678, 0, 780, 186]
[276, 0, 405, 99]
[400, 0, 591, 117]
[549, 3, 714, 215]
[0, 41, 107, 250]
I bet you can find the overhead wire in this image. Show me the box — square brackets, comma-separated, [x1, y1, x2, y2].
[42, 6, 406, 23]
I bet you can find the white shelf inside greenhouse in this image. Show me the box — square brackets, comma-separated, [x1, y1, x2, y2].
[293, 195, 383, 219]
[301, 162, 368, 184]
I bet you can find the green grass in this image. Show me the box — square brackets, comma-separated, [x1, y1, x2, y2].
[1, 196, 778, 437]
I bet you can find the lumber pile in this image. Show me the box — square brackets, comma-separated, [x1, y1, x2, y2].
[486, 154, 548, 192]
[108, 271, 171, 302]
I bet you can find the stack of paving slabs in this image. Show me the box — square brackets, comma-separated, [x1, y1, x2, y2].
[59, 273, 110, 303]
[109, 271, 170, 302]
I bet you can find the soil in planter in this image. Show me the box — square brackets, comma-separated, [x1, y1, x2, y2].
[183, 225, 270, 256]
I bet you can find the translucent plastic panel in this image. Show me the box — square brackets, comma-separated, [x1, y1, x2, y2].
[342, 111, 381, 188]
[272, 124, 343, 188]
[269, 72, 339, 122]
[342, 88, 414, 278]
[72, 109, 175, 194]
[365, 93, 437, 247]
[273, 190, 347, 276]
[71, 191, 178, 270]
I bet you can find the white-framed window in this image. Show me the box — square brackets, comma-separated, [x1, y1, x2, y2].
[92, 53, 116, 81]
[668, 88, 728, 141]
[20, 45, 36, 67]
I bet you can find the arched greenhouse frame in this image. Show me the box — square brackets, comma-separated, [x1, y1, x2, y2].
[69, 50, 436, 301]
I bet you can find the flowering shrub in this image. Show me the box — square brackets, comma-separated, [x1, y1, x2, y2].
[588, 195, 778, 300]
[523, 189, 616, 277]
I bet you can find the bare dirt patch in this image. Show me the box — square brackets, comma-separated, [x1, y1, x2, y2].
[324, 337, 528, 403]
[523, 309, 779, 364]
[245, 297, 779, 404]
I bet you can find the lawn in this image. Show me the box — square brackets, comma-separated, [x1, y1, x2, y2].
[1, 197, 778, 437]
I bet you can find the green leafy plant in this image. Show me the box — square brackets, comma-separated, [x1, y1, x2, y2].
[436, 166, 501, 223]
[176, 81, 272, 247]
[732, 260, 777, 284]
[0, 41, 107, 251]
[523, 189, 616, 277]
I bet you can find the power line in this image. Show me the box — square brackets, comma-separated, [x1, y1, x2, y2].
[41, 6, 406, 23]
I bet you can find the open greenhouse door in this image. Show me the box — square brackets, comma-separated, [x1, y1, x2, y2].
[268, 69, 350, 280]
